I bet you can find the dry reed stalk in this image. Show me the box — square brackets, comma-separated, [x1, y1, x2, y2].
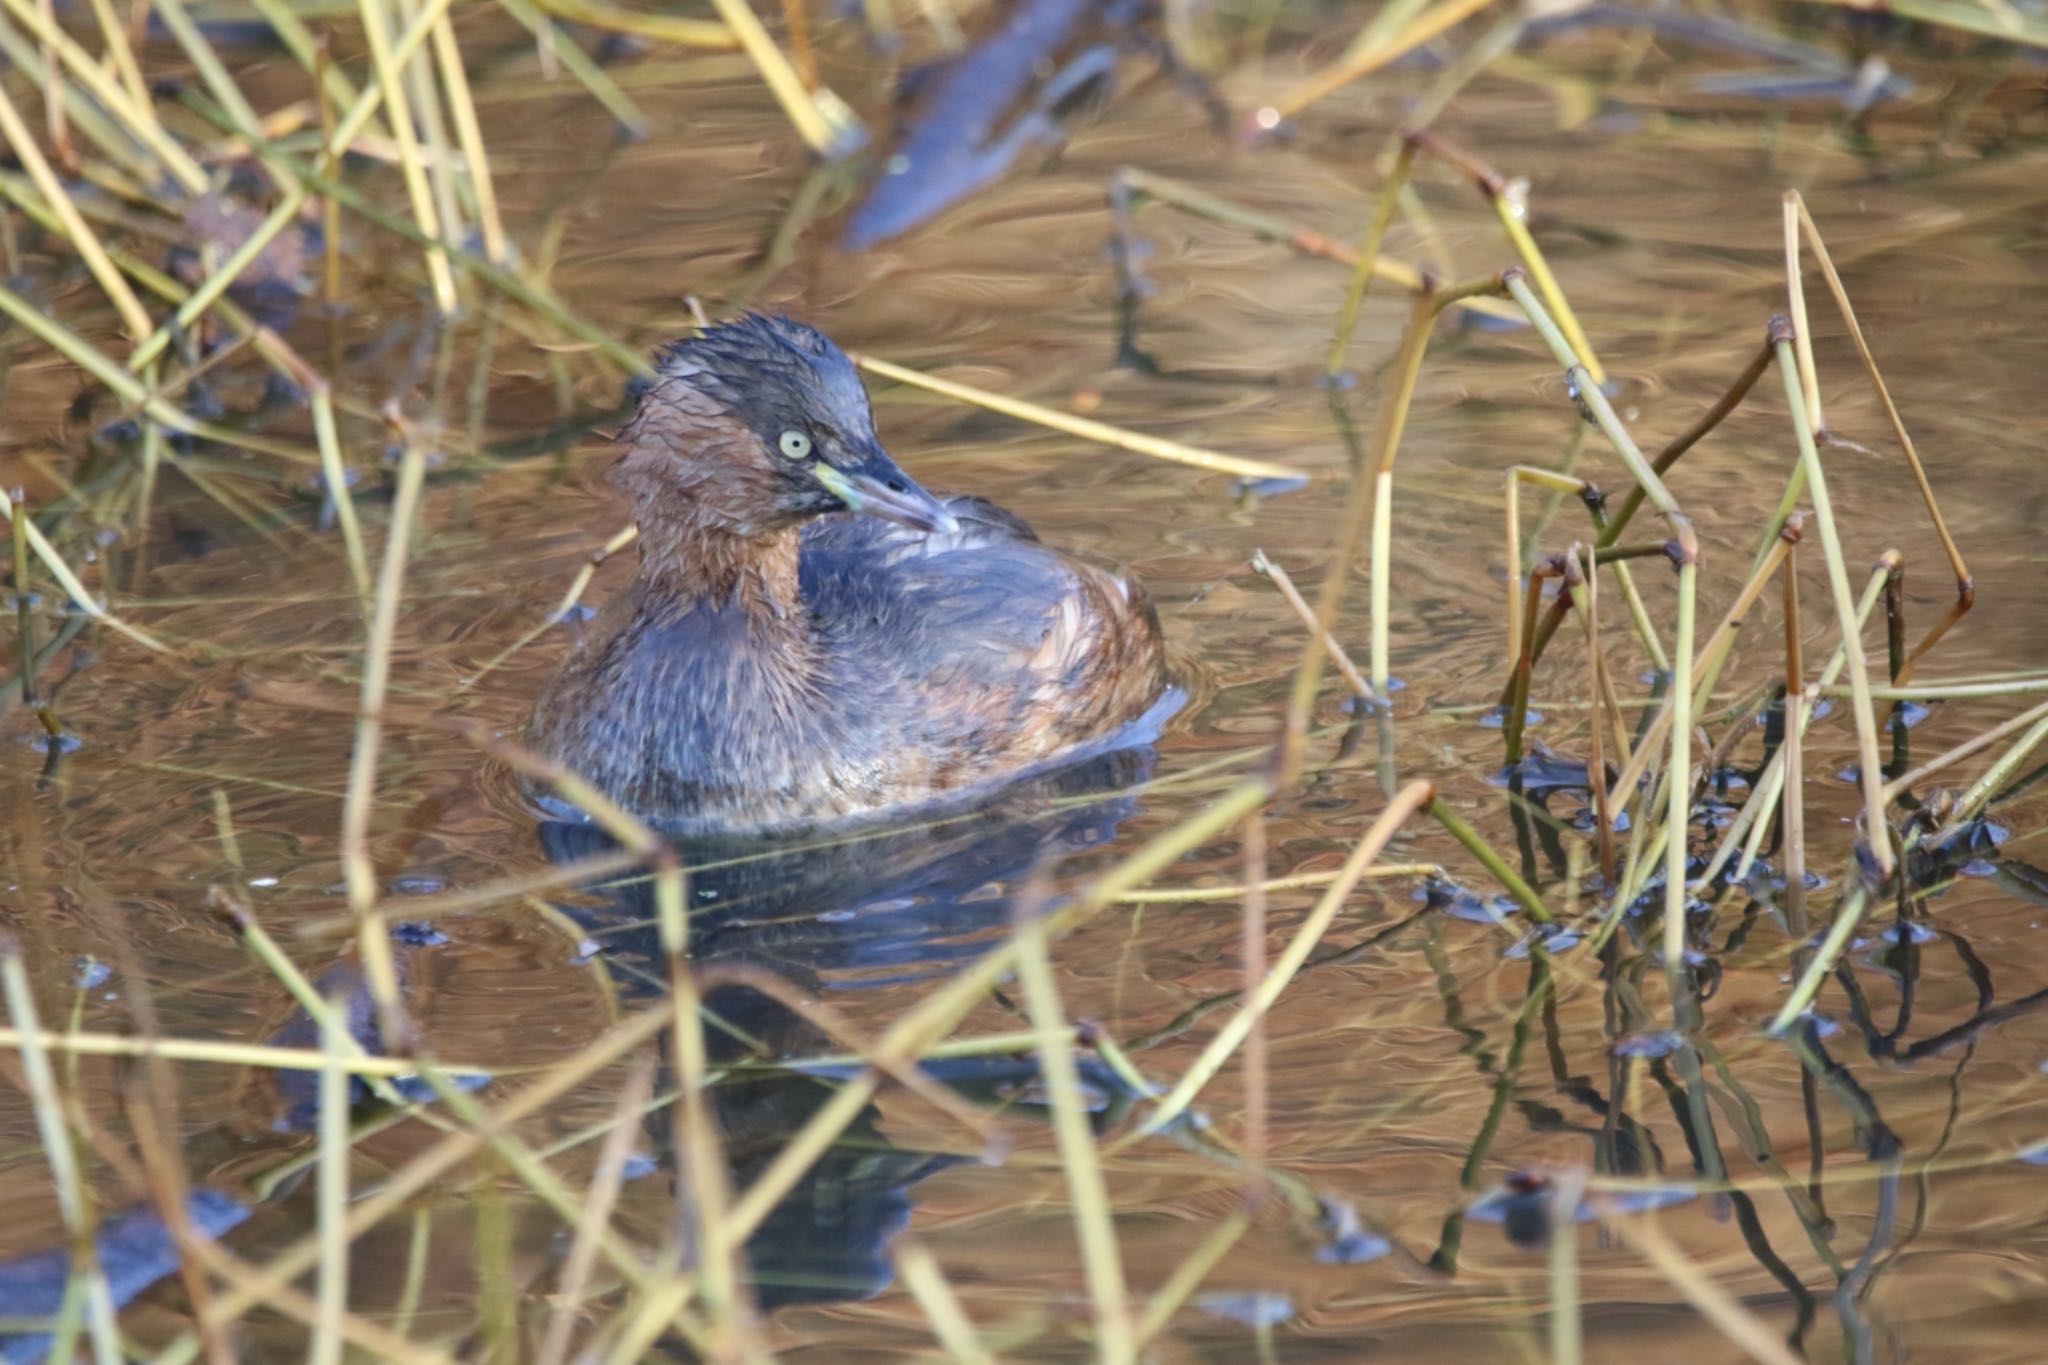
[1504, 465, 1590, 664]
[1140, 782, 1436, 1135]
[428, 8, 508, 264]
[696, 963, 1004, 1146]
[1255, 0, 1494, 124]
[0, 1026, 479, 1074]
[1781, 525, 1809, 938]
[357, 0, 459, 311]
[340, 422, 429, 1052]
[1936, 710, 2048, 839]
[462, 524, 638, 688]
[1594, 1199, 1800, 1365]
[1549, 1169, 1587, 1365]
[715, 780, 1269, 1267]
[1500, 558, 1560, 764]
[531, 0, 736, 46]
[1112, 168, 1522, 322]
[1239, 813, 1269, 1175]
[0, 82, 152, 342]
[1783, 191, 1973, 679]
[0, 0, 208, 190]
[1250, 550, 1377, 709]
[495, 0, 651, 134]
[852, 354, 1302, 482]
[1503, 272, 1696, 986]
[181, 1232, 457, 1364]
[1112, 865, 1441, 903]
[188, 1003, 672, 1338]
[535, 1059, 654, 1365]
[897, 1241, 994, 1364]
[702, 0, 862, 156]
[79, 0, 151, 124]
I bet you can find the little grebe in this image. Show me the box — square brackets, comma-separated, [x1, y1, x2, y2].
[528, 315, 1173, 833]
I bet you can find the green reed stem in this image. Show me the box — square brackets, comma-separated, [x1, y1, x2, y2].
[1549, 1169, 1586, 1365]
[1768, 884, 1871, 1034]
[1325, 136, 1416, 376]
[1492, 189, 1603, 386]
[720, 780, 1270, 1253]
[153, 0, 264, 134]
[131, 187, 314, 373]
[1774, 336, 1892, 881]
[305, 387, 372, 602]
[0, 941, 125, 1364]
[0, 489, 167, 653]
[1937, 710, 2048, 840]
[1884, 698, 2048, 804]
[1017, 910, 1136, 1363]
[1702, 560, 1891, 887]
[494, 0, 650, 135]
[0, 81, 153, 344]
[1428, 795, 1552, 923]
[10, 490, 36, 709]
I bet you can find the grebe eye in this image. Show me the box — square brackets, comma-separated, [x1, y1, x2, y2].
[777, 430, 813, 460]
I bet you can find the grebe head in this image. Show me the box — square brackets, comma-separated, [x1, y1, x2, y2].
[622, 314, 958, 537]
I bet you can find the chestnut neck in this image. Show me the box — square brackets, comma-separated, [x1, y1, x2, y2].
[615, 394, 808, 620]
[634, 515, 804, 619]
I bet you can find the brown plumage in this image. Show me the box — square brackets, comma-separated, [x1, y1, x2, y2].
[527, 314, 1174, 834]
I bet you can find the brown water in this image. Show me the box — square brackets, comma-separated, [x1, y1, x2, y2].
[5, 6, 2048, 1361]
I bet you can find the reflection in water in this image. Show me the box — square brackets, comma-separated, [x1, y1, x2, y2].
[535, 742, 1154, 1312]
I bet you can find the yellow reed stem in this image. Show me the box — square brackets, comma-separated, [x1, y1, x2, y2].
[854, 354, 1303, 481]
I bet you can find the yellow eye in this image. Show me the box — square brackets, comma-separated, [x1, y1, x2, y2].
[777, 430, 812, 460]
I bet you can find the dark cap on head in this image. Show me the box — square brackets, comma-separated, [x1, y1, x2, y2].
[634, 314, 957, 536]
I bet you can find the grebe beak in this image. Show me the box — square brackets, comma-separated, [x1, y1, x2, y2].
[814, 446, 960, 536]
